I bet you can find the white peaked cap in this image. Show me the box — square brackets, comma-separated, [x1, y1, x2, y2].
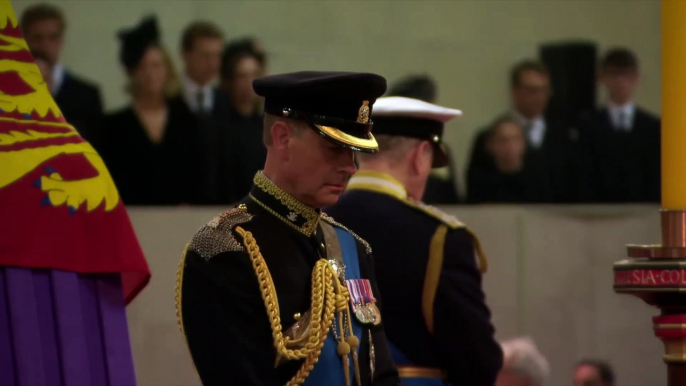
[371, 96, 462, 123]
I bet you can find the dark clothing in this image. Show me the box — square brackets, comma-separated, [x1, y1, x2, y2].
[54, 72, 103, 141]
[467, 150, 554, 204]
[225, 104, 266, 198]
[98, 103, 199, 205]
[179, 174, 400, 386]
[169, 91, 243, 205]
[423, 144, 461, 204]
[328, 186, 503, 386]
[577, 107, 660, 203]
[466, 116, 579, 203]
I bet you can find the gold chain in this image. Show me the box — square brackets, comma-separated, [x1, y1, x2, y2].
[235, 226, 349, 386]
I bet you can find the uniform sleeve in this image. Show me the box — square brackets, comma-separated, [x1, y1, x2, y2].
[433, 228, 503, 386]
[180, 249, 282, 386]
[358, 244, 402, 386]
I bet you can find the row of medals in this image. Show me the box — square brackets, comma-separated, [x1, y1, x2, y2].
[329, 259, 381, 326]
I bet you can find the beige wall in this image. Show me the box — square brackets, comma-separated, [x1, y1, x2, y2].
[126, 205, 665, 386]
[12, 0, 660, 190]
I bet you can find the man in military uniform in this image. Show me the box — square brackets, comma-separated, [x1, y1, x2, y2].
[176, 72, 401, 386]
[327, 96, 503, 386]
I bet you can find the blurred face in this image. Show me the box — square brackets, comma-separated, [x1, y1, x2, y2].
[131, 47, 168, 98]
[511, 70, 551, 119]
[280, 123, 357, 208]
[600, 66, 638, 105]
[488, 121, 526, 172]
[24, 19, 64, 66]
[495, 369, 533, 386]
[573, 365, 604, 386]
[183, 37, 223, 86]
[226, 56, 263, 105]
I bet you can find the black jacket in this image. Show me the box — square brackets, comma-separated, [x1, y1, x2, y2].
[328, 186, 503, 386]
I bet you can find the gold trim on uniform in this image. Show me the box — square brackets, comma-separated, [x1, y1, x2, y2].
[397, 366, 447, 380]
[321, 213, 372, 254]
[347, 171, 407, 200]
[423, 224, 448, 334]
[346, 170, 489, 272]
[314, 124, 379, 152]
[175, 243, 190, 340]
[253, 172, 320, 236]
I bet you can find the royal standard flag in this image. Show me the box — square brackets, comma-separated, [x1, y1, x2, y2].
[0, 1, 150, 302]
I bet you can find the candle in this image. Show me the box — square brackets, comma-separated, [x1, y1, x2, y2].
[662, 0, 686, 209]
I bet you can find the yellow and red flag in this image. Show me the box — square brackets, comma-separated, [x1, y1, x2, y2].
[0, 0, 149, 303]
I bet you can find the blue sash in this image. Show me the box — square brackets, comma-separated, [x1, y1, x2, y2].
[303, 227, 363, 386]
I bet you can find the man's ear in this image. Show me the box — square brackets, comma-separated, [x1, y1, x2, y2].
[410, 141, 432, 175]
[270, 120, 293, 153]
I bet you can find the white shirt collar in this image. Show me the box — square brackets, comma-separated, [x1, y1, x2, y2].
[182, 72, 214, 112]
[511, 110, 546, 149]
[51, 63, 65, 95]
[607, 101, 636, 131]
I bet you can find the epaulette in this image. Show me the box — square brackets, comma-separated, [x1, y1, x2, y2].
[188, 206, 254, 260]
[321, 213, 372, 254]
[405, 200, 465, 230]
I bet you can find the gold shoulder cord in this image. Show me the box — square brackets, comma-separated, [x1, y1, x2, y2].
[235, 226, 360, 386]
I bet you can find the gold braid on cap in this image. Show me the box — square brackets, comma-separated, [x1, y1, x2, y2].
[235, 226, 353, 386]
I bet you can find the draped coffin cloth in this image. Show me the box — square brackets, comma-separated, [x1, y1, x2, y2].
[0, 267, 136, 386]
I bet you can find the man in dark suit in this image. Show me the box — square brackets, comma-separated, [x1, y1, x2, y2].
[577, 48, 660, 203]
[328, 96, 502, 386]
[21, 4, 103, 141]
[467, 60, 578, 203]
[173, 21, 240, 204]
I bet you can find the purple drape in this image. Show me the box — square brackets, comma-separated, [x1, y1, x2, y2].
[0, 267, 137, 386]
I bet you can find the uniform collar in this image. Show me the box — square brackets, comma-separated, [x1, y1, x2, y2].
[346, 170, 408, 200]
[249, 171, 321, 236]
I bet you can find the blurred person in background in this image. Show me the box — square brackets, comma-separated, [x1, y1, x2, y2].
[573, 359, 615, 386]
[467, 60, 577, 203]
[219, 37, 267, 197]
[174, 21, 236, 204]
[21, 3, 103, 141]
[100, 16, 198, 205]
[495, 337, 550, 386]
[467, 116, 553, 203]
[387, 73, 461, 204]
[577, 48, 660, 203]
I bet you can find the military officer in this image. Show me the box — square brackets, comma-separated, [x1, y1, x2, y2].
[327, 96, 503, 386]
[176, 72, 401, 386]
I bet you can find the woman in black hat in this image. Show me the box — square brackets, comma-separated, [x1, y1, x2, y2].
[99, 16, 198, 205]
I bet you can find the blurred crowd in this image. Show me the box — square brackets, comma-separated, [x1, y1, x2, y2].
[21, 4, 660, 206]
[495, 337, 615, 386]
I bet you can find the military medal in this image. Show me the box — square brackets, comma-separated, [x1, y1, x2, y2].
[346, 279, 381, 325]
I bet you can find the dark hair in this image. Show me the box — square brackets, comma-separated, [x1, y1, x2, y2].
[576, 359, 615, 385]
[20, 3, 66, 34]
[181, 21, 223, 52]
[510, 60, 549, 87]
[487, 115, 524, 141]
[601, 48, 638, 71]
[388, 74, 437, 103]
[220, 38, 266, 81]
